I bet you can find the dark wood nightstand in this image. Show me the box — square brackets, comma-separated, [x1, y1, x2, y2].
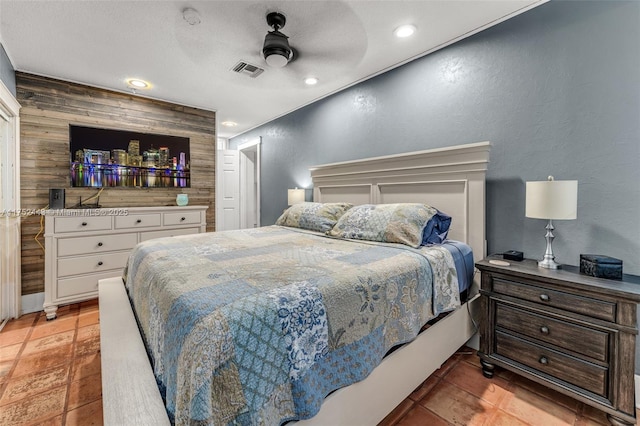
[476, 256, 640, 426]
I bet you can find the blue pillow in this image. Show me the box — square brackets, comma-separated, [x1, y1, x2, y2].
[422, 210, 452, 245]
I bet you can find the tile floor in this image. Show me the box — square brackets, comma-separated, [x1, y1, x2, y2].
[0, 300, 637, 425]
[0, 300, 102, 425]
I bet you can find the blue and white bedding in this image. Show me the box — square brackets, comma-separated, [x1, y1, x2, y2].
[124, 226, 465, 425]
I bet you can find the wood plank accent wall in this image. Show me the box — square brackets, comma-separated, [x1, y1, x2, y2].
[17, 72, 216, 295]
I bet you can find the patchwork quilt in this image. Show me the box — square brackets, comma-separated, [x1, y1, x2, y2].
[124, 226, 461, 425]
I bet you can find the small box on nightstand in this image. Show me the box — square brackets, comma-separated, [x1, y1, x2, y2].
[580, 254, 622, 280]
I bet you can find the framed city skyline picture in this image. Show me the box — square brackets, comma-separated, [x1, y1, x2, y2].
[69, 125, 190, 188]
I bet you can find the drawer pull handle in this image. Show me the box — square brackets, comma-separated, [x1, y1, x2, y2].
[540, 326, 550, 334]
[539, 356, 548, 365]
[539, 294, 550, 302]
[181, 217, 186, 221]
[97, 261, 103, 266]
[81, 222, 88, 226]
[136, 219, 142, 223]
[97, 242, 103, 247]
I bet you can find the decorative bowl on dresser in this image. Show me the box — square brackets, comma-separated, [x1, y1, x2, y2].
[43, 206, 208, 320]
[477, 256, 640, 426]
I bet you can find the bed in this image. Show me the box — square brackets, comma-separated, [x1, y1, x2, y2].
[99, 141, 490, 425]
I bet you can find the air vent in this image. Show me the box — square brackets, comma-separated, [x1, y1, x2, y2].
[231, 61, 264, 78]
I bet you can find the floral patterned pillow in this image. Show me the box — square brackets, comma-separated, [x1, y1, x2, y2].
[276, 202, 353, 233]
[327, 203, 438, 248]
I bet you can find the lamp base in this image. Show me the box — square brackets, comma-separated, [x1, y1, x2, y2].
[538, 257, 562, 269]
[538, 219, 562, 269]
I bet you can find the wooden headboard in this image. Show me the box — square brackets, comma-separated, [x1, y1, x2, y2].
[309, 141, 490, 261]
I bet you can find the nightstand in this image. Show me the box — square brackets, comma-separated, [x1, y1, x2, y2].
[477, 256, 640, 426]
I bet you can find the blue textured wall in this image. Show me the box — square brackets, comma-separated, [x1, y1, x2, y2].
[232, 1, 639, 274]
[231, 0, 640, 372]
[0, 43, 16, 95]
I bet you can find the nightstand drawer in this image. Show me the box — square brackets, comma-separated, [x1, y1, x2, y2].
[492, 277, 615, 322]
[496, 331, 608, 397]
[496, 304, 609, 362]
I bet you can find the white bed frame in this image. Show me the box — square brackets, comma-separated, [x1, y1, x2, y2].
[98, 141, 490, 425]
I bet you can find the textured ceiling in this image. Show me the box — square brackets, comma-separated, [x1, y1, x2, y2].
[0, 1, 544, 138]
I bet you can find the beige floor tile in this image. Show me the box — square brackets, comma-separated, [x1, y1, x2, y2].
[443, 359, 511, 406]
[0, 327, 31, 347]
[21, 330, 75, 357]
[0, 386, 66, 426]
[74, 335, 100, 357]
[0, 342, 22, 361]
[78, 311, 100, 328]
[12, 344, 73, 378]
[30, 316, 77, 340]
[420, 380, 495, 426]
[65, 398, 103, 426]
[77, 323, 100, 342]
[396, 405, 450, 426]
[67, 372, 102, 411]
[72, 353, 102, 382]
[0, 365, 69, 406]
[499, 385, 578, 426]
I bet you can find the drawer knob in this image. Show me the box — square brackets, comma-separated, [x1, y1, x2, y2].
[540, 326, 550, 334]
[181, 217, 186, 221]
[136, 219, 142, 223]
[539, 356, 549, 365]
[81, 222, 88, 226]
[97, 242, 103, 247]
[539, 294, 550, 302]
[98, 261, 103, 266]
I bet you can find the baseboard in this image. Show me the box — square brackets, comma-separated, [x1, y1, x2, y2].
[21, 292, 44, 315]
[636, 374, 640, 409]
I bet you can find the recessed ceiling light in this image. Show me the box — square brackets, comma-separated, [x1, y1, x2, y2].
[394, 24, 416, 38]
[221, 121, 238, 127]
[126, 79, 150, 89]
[304, 77, 318, 86]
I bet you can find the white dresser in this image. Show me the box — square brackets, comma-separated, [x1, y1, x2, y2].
[43, 205, 208, 319]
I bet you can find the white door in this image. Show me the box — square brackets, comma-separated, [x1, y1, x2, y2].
[239, 138, 261, 229]
[215, 150, 240, 231]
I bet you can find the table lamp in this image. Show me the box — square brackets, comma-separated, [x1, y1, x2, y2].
[287, 188, 305, 205]
[525, 176, 578, 269]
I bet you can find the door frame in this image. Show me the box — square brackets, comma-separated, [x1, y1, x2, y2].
[238, 137, 261, 228]
[0, 79, 21, 323]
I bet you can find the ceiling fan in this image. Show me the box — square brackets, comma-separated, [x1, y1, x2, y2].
[262, 12, 293, 68]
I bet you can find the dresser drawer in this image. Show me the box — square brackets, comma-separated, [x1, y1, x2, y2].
[496, 304, 609, 362]
[114, 213, 161, 229]
[163, 211, 202, 226]
[492, 277, 615, 322]
[57, 233, 138, 257]
[496, 331, 608, 397]
[140, 227, 199, 242]
[58, 251, 130, 278]
[54, 215, 112, 233]
[56, 270, 124, 299]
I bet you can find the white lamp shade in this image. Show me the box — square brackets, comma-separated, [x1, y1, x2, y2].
[526, 179, 578, 220]
[287, 188, 305, 205]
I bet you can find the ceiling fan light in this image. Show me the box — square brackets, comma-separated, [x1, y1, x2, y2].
[265, 53, 289, 68]
[263, 30, 292, 68]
